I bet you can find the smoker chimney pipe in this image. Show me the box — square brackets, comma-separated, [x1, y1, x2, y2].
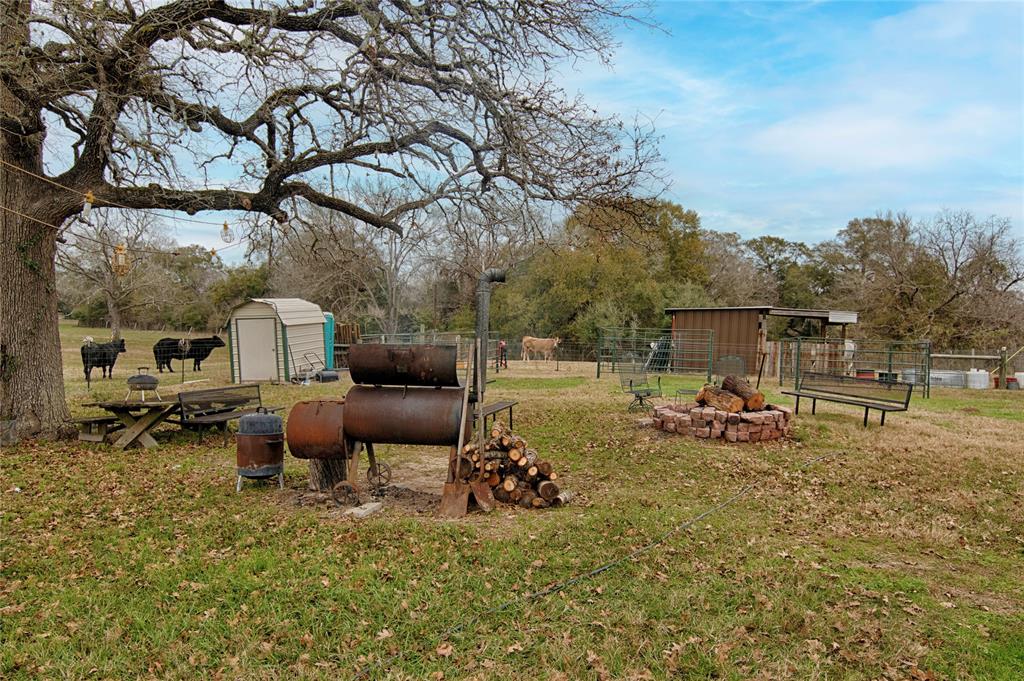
[475, 268, 506, 403]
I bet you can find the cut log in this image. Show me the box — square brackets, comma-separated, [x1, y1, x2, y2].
[695, 385, 744, 413]
[536, 479, 560, 501]
[493, 486, 511, 503]
[518, 489, 537, 508]
[486, 472, 501, 488]
[502, 475, 520, 493]
[547, 471, 558, 481]
[508, 447, 523, 463]
[517, 449, 538, 468]
[490, 423, 507, 440]
[500, 433, 513, 448]
[509, 486, 523, 502]
[526, 465, 539, 479]
[531, 497, 550, 509]
[510, 436, 527, 451]
[721, 375, 765, 411]
[550, 490, 573, 507]
[462, 443, 478, 455]
[536, 461, 553, 477]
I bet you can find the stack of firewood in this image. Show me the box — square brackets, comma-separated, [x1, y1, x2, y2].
[458, 422, 572, 509]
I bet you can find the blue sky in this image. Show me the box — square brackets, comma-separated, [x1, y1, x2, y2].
[561, 0, 1023, 243]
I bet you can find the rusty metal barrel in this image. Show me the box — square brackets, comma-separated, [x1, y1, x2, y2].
[236, 411, 285, 479]
[286, 399, 350, 459]
[342, 385, 465, 446]
[348, 344, 459, 387]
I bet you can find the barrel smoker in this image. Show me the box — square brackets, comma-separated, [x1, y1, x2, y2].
[283, 269, 505, 517]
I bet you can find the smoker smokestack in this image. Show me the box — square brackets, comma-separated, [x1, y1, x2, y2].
[475, 268, 506, 402]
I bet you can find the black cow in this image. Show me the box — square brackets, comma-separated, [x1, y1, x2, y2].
[81, 338, 127, 383]
[153, 336, 225, 372]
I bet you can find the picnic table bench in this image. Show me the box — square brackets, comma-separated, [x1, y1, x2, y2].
[620, 365, 662, 412]
[175, 384, 281, 444]
[79, 400, 180, 449]
[782, 371, 913, 427]
[73, 415, 124, 442]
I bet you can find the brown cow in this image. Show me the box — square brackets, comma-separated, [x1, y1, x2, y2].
[521, 336, 561, 361]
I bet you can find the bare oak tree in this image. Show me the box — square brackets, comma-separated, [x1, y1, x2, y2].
[1, 0, 661, 438]
[56, 210, 165, 339]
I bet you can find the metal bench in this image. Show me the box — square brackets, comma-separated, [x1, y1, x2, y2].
[620, 365, 662, 412]
[175, 384, 281, 444]
[475, 400, 519, 431]
[782, 371, 912, 427]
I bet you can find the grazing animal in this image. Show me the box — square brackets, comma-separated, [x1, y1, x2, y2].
[153, 336, 226, 372]
[81, 338, 127, 383]
[521, 336, 561, 361]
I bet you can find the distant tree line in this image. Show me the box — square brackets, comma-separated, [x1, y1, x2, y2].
[58, 204, 1023, 352]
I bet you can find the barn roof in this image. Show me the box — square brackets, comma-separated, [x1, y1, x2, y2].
[245, 298, 325, 326]
[664, 306, 858, 324]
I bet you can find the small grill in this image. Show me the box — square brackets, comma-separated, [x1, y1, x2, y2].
[235, 409, 285, 492]
[125, 367, 160, 401]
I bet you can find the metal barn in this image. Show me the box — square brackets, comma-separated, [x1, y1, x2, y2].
[227, 298, 327, 383]
[666, 306, 858, 376]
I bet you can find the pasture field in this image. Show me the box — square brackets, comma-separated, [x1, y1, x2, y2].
[2, 323, 1022, 679]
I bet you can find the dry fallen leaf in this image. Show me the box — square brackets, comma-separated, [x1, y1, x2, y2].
[376, 629, 393, 641]
[436, 642, 454, 657]
[506, 642, 524, 653]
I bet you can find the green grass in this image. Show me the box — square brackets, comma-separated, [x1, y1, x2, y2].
[1, 323, 1022, 678]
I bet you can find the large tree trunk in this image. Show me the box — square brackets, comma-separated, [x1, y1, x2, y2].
[307, 459, 350, 491]
[0, 0, 73, 440]
[103, 286, 122, 340]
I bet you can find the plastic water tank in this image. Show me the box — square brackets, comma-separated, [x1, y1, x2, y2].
[966, 369, 990, 390]
[929, 370, 966, 388]
[1015, 371, 1024, 385]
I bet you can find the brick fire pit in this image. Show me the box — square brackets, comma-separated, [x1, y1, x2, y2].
[652, 401, 793, 442]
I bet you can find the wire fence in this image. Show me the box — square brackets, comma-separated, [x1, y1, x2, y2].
[775, 338, 931, 396]
[596, 328, 715, 380]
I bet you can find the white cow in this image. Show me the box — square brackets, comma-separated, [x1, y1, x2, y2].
[521, 336, 560, 361]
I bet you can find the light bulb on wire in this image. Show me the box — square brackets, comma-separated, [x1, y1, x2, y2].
[220, 221, 234, 243]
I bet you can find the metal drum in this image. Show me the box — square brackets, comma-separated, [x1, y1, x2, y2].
[286, 399, 349, 459]
[342, 385, 465, 446]
[236, 410, 285, 491]
[348, 344, 459, 387]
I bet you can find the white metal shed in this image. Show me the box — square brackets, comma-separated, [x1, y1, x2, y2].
[227, 298, 326, 383]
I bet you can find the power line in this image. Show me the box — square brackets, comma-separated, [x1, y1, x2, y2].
[0, 202, 248, 256]
[0, 157, 244, 227]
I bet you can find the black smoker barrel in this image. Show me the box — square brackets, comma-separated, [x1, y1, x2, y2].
[342, 385, 465, 446]
[348, 344, 459, 387]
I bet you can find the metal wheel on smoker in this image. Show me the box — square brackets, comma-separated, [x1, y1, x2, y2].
[366, 461, 392, 490]
[331, 481, 361, 507]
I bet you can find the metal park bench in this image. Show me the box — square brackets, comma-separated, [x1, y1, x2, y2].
[620, 365, 662, 412]
[175, 384, 281, 444]
[782, 371, 913, 427]
[474, 400, 519, 431]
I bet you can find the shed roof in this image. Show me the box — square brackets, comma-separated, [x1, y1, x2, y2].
[245, 298, 325, 326]
[665, 306, 857, 324]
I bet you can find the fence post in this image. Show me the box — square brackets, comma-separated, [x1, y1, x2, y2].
[596, 329, 602, 378]
[795, 337, 802, 390]
[706, 330, 713, 384]
[925, 341, 931, 398]
[999, 346, 1007, 389]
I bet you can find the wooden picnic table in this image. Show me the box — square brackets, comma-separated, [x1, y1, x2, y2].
[81, 400, 180, 450]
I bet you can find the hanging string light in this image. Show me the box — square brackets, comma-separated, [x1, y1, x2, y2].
[220, 220, 235, 243]
[81, 190, 95, 222]
[111, 243, 131, 277]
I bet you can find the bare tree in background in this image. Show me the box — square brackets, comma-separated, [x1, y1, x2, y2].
[57, 210, 166, 339]
[1, 0, 663, 437]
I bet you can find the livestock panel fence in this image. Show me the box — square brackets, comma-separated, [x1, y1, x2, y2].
[358, 331, 488, 370]
[776, 337, 932, 397]
[596, 327, 715, 381]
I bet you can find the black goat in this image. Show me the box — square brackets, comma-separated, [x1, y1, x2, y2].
[153, 336, 225, 372]
[81, 338, 127, 383]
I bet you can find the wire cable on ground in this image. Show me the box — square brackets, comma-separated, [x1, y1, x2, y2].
[355, 450, 846, 678]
